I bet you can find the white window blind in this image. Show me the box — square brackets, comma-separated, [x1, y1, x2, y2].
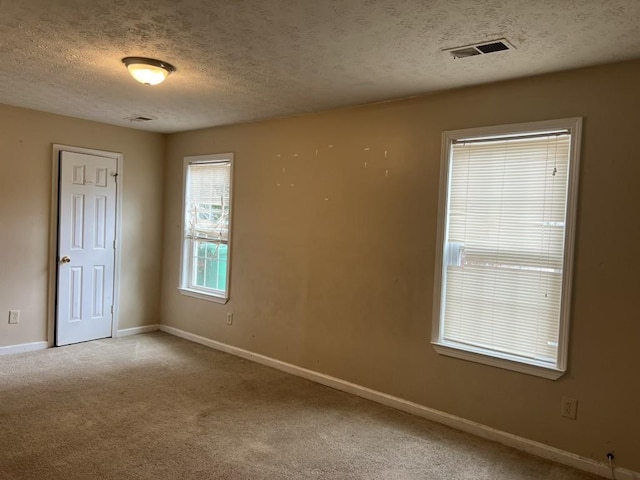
[433, 119, 581, 378]
[185, 162, 231, 243]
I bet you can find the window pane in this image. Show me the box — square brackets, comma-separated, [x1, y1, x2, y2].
[193, 241, 228, 292]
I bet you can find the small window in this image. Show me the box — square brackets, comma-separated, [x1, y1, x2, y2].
[432, 119, 582, 379]
[179, 153, 233, 303]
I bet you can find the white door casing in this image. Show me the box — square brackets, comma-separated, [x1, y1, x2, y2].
[56, 151, 117, 346]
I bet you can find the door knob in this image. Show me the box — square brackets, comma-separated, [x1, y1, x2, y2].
[60, 256, 71, 264]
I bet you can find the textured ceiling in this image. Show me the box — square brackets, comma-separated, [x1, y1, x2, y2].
[0, 0, 639, 133]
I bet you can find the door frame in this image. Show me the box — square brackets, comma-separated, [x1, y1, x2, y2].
[47, 144, 124, 347]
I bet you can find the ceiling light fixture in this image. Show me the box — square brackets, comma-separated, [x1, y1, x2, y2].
[122, 57, 176, 86]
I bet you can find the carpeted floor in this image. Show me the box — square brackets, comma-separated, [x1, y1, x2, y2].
[0, 332, 599, 480]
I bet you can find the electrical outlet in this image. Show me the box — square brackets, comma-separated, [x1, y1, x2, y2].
[561, 396, 578, 419]
[226, 312, 234, 325]
[8, 310, 20, 324]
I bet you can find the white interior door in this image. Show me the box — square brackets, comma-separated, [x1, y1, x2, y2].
[56, 151, 117, 346]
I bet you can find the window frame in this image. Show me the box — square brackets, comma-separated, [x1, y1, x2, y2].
[179, 153, 234, 304]
[431, 118, 582, 379]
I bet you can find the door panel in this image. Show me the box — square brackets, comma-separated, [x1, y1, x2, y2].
[56, 151, 117, 346]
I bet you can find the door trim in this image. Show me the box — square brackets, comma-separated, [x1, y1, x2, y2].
[47, 145, 124, 347]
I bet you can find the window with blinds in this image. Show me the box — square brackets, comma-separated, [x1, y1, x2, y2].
[432, 119, 582, 379]
[180, 153, 234, 303]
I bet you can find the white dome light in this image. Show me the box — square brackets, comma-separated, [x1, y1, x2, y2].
[122, 57, 176, 86]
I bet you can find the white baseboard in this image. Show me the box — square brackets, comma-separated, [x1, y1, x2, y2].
[158, 324, 638, 480]
[117, 324, 159, 337]
[0, 341, 49, 356]
[0, 327, 159, 355]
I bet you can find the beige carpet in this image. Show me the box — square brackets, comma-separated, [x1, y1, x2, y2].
[0, 332, 598, 480]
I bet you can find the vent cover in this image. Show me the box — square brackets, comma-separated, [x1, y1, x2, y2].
[447, 39, 514, 59]
[124, 114, 157, 122]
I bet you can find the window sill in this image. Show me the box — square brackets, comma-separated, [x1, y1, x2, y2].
[432, 342, 565, 380]
[179, 287, 228, 304]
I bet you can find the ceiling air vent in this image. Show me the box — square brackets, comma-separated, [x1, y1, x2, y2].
[449, 47, 481, 59]
[447, 38, 514, 59]
[124, 114, 157, 122]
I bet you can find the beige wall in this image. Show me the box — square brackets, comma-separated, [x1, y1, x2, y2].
[0, 105, 164, 347]
[162, 60, 640, 471]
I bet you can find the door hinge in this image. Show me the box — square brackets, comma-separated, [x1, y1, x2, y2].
[113, 240, 116, 249]
[111, 305, 114, 314]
